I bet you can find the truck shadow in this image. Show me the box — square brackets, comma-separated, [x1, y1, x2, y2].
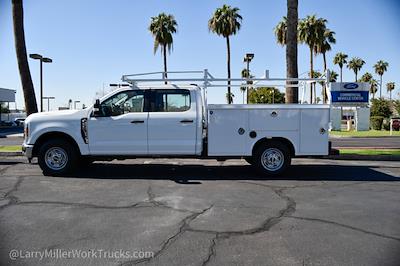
[72, 162, 400, 182]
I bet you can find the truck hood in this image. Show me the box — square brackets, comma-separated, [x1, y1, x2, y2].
[25, 109, 90, 124]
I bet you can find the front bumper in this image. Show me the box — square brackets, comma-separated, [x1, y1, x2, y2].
[22, 143, 34, 159]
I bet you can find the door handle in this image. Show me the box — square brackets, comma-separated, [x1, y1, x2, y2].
[180, 119, 193, 123]
[131, 120, 144, 124]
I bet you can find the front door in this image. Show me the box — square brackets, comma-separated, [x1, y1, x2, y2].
[88, 90, 148, 155]
[147, 89, 197, 155]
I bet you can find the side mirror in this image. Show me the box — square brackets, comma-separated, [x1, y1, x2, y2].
[93, 99, 101, 116]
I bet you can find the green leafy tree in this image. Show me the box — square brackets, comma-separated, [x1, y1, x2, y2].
[374, 60, 389, 99]
[386, 82, 395, 101]
[347, 57, 365, 81]
[370, 98, 392, 118]
[12, 0, 38, 115]
[333, 52, 348, 82]
[248, 87, 285, 104]
[209, 4, 242, 104]
[298, 15, 327, 103]
[149, 13, 178, 84]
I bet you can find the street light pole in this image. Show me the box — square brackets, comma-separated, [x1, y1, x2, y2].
[29, 54, 53, 112]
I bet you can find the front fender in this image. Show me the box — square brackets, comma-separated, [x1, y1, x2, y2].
[27, 121, 89, 155]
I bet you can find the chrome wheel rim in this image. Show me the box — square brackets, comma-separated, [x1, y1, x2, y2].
[261, 148, 284, 171]
[45, 147, 68, 170]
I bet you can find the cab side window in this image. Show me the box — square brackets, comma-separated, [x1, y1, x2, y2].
[100, 90, 144, 116]
[153, 90, 190, 112]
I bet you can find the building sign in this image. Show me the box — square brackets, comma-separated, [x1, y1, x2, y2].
[330, 82, 369, 106]
[0, 88, 16, 102]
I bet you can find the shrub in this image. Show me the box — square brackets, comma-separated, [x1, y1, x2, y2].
[383, 119, 390, 130]
[248, 87, 285, 104]
[370, 116, 384, 130]
[370, 99, 392, 118]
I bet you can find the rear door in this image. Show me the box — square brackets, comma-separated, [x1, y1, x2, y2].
[147, 89, 197, 155]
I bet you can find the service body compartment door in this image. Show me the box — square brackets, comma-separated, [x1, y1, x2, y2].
[299, 108, 330, 155]
[208, 109, 248, 156]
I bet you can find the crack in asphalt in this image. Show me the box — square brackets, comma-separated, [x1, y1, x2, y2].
[287, 216, 400, 242]
[188, 187, 297, 266]
[201, 234, 218, 266]
[118, 205, 214, 266]
[0, 176, 24, 208]
[0, 183, 192, 214]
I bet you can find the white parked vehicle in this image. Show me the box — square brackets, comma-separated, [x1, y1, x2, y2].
[22, 70, 331, 176]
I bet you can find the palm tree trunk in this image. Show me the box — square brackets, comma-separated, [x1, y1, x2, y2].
[12, 0, 38, 115]
[309, 46, 313, 104]
[340, 66, 343, 83]
[226, 36, 231, 104]
[285, 0, 298, 104]
[163, 45, 167, 85]
[379, 75, 382, 99]
[355, 71, 357, 82]
[322, 52, 327, 103]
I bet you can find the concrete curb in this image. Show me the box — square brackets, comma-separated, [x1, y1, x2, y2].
[324, 155, 400, 161]
[0, 151, 23, 156]
[329, 135, 400, 139]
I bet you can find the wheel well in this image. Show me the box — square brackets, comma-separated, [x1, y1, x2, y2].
[32, 132, 81, 157]
[252, 137, 295, 157]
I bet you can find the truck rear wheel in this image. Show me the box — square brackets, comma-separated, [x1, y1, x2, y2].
[38, 139, 78, 176]
[254, 141, 291, 175]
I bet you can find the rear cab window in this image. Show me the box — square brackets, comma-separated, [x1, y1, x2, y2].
[151, 89, 191, 112]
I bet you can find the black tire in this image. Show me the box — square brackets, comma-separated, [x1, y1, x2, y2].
[79, 157, 94, 168]
[253, 141, 291, 175]
[38, 138, 78, 176]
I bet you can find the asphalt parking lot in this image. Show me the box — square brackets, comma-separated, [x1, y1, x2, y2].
[0, 157, 399, 266]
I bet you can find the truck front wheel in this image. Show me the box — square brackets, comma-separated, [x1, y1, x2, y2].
[254, 141, 291, 175]
[38, 139, 78, 176]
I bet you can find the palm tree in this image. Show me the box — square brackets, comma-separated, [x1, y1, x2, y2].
[226, 92, 235, 104]
[314, 29, 336, 72]
[370, 79, 378, 100]
[333, 52, 348, 83]
[209, 4, 242, 104]
[329, 70, 338, 82]
[373, 60, 389, 99]
[347, 57, 365, 81]
[12, 0, 38, 115]
[386, 82, 395, 100]
[359, 72, 373, 83]
[298, 15, 327, 103]
[274, 16, 287, 46]
[241, 68, 251, 104]
[314, 28, 335, 103]
[149, 13, 178, 84]
[286, 0, 299, 103]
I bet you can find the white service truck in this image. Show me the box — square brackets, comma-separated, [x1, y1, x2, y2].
[22, 70, 331, 176]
